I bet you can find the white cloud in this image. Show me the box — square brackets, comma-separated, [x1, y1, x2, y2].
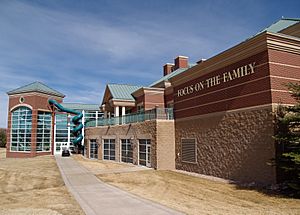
[0, 0, 260, 128]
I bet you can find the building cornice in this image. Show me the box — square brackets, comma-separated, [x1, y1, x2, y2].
[132, 87, 165, 98]
[170, 33, 268, 86]
[170, 31, 300, 86]
[266, 32, 300, 54]
[8, 92, 63, 100]
[109, 99, 136, 107]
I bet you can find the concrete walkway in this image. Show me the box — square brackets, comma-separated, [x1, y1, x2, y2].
[55, 156, 183, 215]
[85, 165, 152, 175]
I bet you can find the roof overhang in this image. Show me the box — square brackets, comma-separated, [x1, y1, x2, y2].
[7, 91, 65, 99]
[170, 31, 300, 86]
[132, 87, 165, 98]
[110, 99, 136, 107]
[101, 85, 112, 106]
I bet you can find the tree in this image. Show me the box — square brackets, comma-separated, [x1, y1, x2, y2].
[0, 129, 6, 148]
[274, 83, 300, 197]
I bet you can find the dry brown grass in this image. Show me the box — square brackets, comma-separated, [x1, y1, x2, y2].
[72, 154, 133, 172]
[0, 148, 84, 215]
[97, 170, 300, 215]
[0, 147, 6, 159]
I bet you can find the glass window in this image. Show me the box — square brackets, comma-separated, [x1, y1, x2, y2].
[36, 111, 52, 152]
[10, 107, 32, 152]
[55, 113, 68, 143]
[84, 111, 104, 125]
[90, 139, 98, 159]
[103, 139, 115, 160]
[121, 139, 133, 163]
[139, 139, 151, 167]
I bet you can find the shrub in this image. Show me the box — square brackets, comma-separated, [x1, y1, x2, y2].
[0, 129, 6, 148]
[274, 83, 300, 197]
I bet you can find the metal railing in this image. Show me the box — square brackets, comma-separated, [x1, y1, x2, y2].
[85, 108, 173, 127]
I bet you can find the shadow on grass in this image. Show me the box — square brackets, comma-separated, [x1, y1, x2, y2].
[232, 181, 300, 199]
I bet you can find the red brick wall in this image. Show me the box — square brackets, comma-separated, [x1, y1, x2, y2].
[174, 56, 188, 70]
[144, 92, 165, 110]
[135, 92, 165, 111]
[135, 95, 144, 105]
[164, 92, 174, 106]
[173, 51, 271, 119]
[6, 93, 62, 158]
[268, 49, 300, 104]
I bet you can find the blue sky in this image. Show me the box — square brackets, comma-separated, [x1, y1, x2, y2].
[0, 0, 299, 127]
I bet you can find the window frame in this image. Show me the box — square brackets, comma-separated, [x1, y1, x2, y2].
[102, 139, 116, 161]
[55, 113, 69, 143]
[10, 106, 32, 152]
[36, 111, 52, 152]
[89, 139, 98, 159]
[138, 139, 151, 167]
[120, 139, 133, 164]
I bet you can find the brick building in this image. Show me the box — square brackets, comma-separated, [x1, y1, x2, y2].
[6, 18, 300, 185]
[6, 82, 102, 158]
[84, 18, 300, 185]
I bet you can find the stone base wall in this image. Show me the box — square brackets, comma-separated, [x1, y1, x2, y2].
[175, 105, 276, 185]
[6, 151, 51, 158]
[84, 120, 175, 170]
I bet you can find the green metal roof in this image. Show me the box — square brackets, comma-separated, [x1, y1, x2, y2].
[149, 64, 197, 87]
[257, 18, 300, 35]
[104, 18, 300, 92]
[7, 81, 65, 97]
[156, 18, 300, 86]
[61, 103, 100, 111]
[107, 84, 142, 101]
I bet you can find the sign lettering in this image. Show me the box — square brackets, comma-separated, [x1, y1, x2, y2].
[177, 62, 256, 97]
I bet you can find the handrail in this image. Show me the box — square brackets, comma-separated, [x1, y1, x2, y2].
[85, 108, 173, 127]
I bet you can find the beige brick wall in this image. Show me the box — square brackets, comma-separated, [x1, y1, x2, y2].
[156, 120, 175, 170]
[84, 120, 175, 170]
[175, 105, 276, 185]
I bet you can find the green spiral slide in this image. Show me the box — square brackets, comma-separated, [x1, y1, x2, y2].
[48, 99, 83, 146]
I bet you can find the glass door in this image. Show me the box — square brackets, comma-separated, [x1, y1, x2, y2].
[139, 139, 151, 167]
[55, 142, 68, 154]
[121, 139, 133, 163]
[90, 140, 98, 159]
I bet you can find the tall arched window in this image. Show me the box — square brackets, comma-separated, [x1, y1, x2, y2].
[11, 106, 32, 151]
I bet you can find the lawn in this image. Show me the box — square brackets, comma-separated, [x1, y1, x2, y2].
[72, 154, 131, 171]
[96, 168, 300, 215]
[72, 155, 300, 214]
[0, 148, 84, 215]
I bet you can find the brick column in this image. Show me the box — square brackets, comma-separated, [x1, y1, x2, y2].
[51, 111, 55, 155]
[31, 109, 38, 157]
[6, 112, 11, 156]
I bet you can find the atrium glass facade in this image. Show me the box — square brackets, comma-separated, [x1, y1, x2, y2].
[54, 109, 103, 154]
[36, 111, 52, 151]
[55, 113, 69, 153]
[10, 107, 32, 152]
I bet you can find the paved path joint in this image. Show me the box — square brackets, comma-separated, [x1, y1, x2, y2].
[55, 156, 183, 215]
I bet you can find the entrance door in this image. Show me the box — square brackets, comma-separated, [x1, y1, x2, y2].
[121, 139, 133, 163]
[55, 142, 68, 155]
[139, 139, 151, 167]
[90, 140, 98, 159]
